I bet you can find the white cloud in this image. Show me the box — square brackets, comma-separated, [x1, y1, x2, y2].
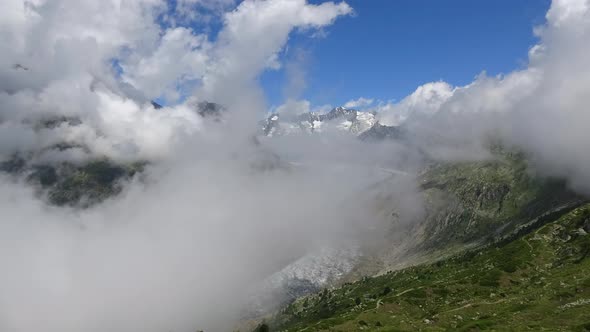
[0, 0, 353, 161]
[344, 97, 374, 109]
[372, 0, 590, 192]
[312, 103, 334, 114]
[376, 81, 454, 126]
[546, 0, 589, 27]
[4, 0, 590, 331]
[0, 2, 360, 331]
[197, 0, 353, 115]
[0, 153, 386, 331]
[0, 0, 164, 95]
[275, 98, 311, 116]
[283, 48, 310, 99]
[121, 27, 211, 101]
[175, 0, 238, 18]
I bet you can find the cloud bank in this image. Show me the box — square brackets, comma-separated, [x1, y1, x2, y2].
[0, 1, 379, 331]
[2, 0, 590, 331]
[360, 0, 590, 192]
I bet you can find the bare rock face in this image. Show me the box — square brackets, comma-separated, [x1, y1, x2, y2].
[358, 122, 406, 142]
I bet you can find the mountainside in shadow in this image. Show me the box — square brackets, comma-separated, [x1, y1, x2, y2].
[341, 148, 584, 278]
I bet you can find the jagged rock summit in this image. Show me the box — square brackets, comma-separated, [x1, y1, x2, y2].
[261, 106, 379, 137]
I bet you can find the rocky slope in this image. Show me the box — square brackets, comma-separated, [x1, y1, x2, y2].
[266, 202, 590, 331]
[330, 147, 583, 279]
[241, 145, 589, 331]
[239, 146, 587, 330]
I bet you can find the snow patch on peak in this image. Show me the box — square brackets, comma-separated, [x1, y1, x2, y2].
[261, 107, 377, 137]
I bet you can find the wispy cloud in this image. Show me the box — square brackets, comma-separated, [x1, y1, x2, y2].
[344, 97, 374, 109]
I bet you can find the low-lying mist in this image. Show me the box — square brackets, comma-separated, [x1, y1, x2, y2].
[0, 135, 402, 331]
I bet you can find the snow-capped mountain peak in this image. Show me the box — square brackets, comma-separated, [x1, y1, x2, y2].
[262, 107, 377, 137]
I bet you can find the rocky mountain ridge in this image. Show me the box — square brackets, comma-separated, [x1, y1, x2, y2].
[261, 107, 380, 137]
[3, 100, 588, 331]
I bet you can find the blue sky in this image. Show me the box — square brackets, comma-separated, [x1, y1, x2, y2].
[260, 0, 551, 108]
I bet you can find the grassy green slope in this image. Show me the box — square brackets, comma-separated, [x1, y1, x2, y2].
[367, 150, 582, 275]
[416, 151, 579, 249]
[43, 160, 144, 206]
[270, 204, 590, 331]
[23, 160, 144, 207]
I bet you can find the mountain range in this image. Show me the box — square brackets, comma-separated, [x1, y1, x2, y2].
[1, 102, 589, 331]
[261, 106, 378, 137]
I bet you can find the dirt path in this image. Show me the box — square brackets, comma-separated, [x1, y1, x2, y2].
[439, 298, 508, 314]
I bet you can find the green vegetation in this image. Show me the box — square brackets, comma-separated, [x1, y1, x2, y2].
[28, 160, 145, 207]
[268, 204, 590, 331]
[1, 149, 145, 207]
[413, 149, 581, 253]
